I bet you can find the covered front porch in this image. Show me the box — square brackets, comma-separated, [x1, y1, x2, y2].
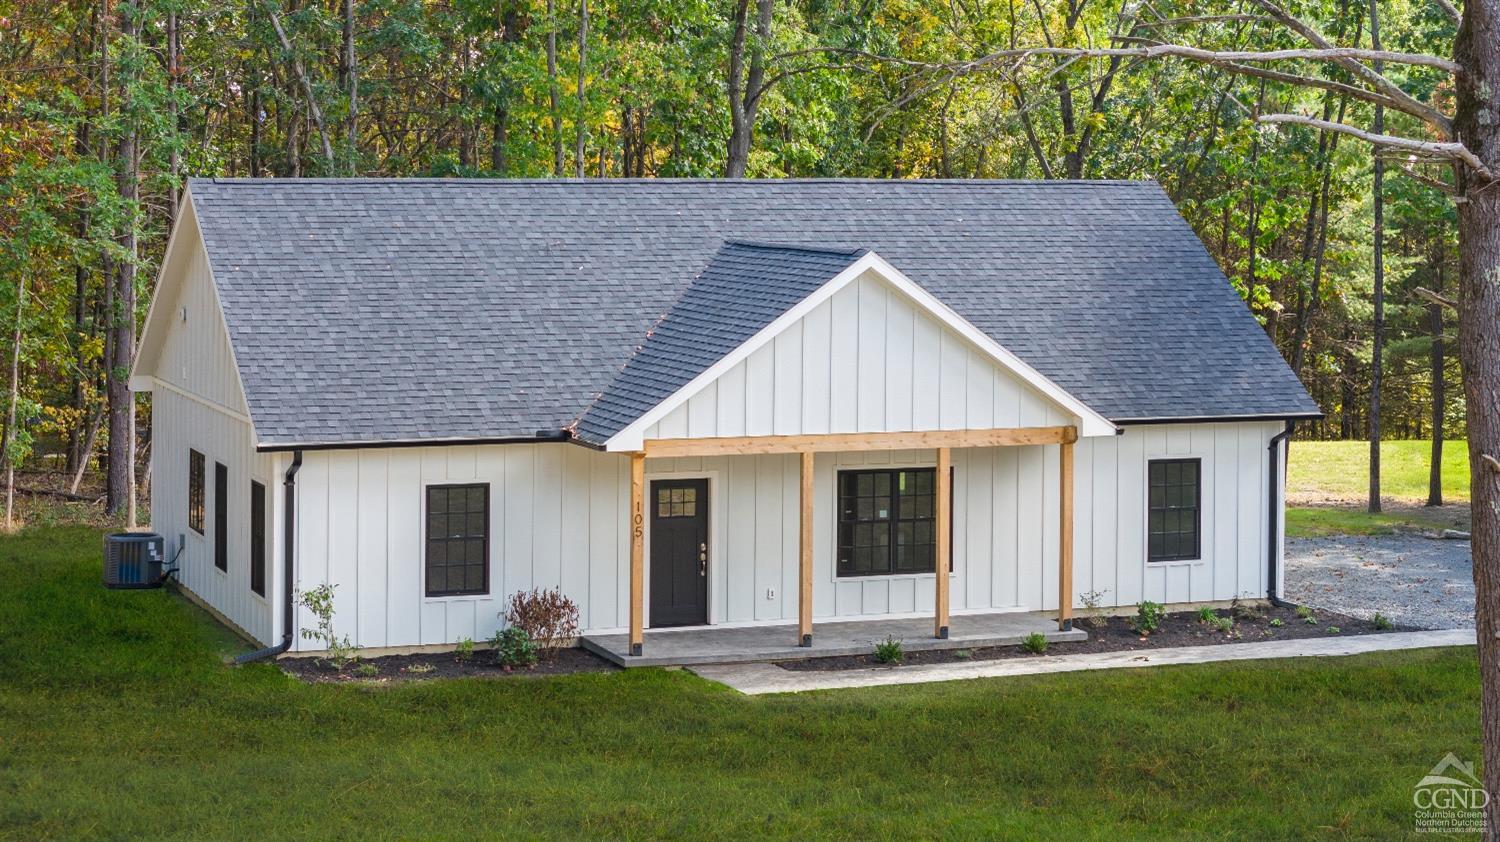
[584, 609, 1086, 668]
[619, 425, 1083, 659]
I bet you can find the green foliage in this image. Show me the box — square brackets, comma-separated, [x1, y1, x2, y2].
[491, 626, 539, 669]
[1131, 601, 1165, 636]
[1196, 606, 1218, 624]
[1373, 613, 1394, 631]
[454, 637, 475, 662]
[295, 583, 357, 668]
[873, 635, 903, 664]
[1021, 633, 1048, 655]
[1270, 618, 1284, 628]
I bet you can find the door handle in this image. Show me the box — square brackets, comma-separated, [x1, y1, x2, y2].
[699, 542, 708, 575]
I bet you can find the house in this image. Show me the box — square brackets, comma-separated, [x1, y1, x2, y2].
[130, 178, 1321, 662]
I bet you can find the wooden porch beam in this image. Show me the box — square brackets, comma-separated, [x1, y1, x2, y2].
[935, 446, 951, 639]
[642, 426, 1077, 458]
[629, 452, 645, 655]
[1058, 437, 1075, 632]
[798, 451, 814, 647]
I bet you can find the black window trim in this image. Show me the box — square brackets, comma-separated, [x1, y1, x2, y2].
[1147, 457, 1203, 563]
[213, 461, 229, 572]
[835, 466, 954, 579]
[249, 480, 267, 598]
[424, 482, 491, 598]
[188, 449, 205, 535]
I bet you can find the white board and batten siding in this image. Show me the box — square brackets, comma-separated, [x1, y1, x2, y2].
[289, 420, 1279, 649]
[142, 206, 282, 646]
[642, 271, 1075, 440]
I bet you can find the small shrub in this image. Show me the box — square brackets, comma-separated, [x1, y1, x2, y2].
[1230, 596, 1266, 621]
[1131, 600, 1165, 636]
[295, 584, 358, 669]
[1269, 618, 1284, 628]
[1305, 616, 1319, 625]
[952, 649, 973, 660]
[403, 663, 436, 674]
[454, 637, 475, 662]
[1372, 613, 1393, 630]
[873, 635, 903, 664]
[506, 588, 581, 660]
[1295, 605, 1315, 620]
[1326, 626, 1342, 634]
[491, 626, 539, 669]
[1080, 589, 1110, 628]
[1022, 633, 1048, 654]
[1209, 615, 1234, 634]
[354, 663, 379, 678]
[1195, 606, 1218, 624]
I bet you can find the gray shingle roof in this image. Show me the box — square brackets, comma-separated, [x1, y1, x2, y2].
[185, 178, 1320, 449]
[574, 241, 867, 443]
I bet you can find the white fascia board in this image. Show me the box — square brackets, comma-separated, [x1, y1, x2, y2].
[603, 250, 1115, 452]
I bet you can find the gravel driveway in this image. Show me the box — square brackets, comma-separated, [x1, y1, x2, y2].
[1284, 535, 1474, 630]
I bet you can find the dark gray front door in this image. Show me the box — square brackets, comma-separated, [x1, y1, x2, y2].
[649, 479, 708, 627]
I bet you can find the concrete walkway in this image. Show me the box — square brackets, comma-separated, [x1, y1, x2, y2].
[688, 628, 1475, 695]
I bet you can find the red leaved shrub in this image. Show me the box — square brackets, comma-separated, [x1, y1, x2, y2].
[504, 587, 580, 658]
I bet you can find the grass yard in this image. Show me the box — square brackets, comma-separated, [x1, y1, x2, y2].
[1288, 440, 1470, 504]
[0, 527, 1483, 839]
[1286, 440, 1471, 537]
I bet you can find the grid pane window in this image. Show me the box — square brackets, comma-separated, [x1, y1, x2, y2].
[425, 484, 489, 597]
[188, 450, 205, 534]
[1148, 459, 1201, 562]
[657, 486, 697, 518]
[837, 469, 948, 577]
[250, 481, 266, 597]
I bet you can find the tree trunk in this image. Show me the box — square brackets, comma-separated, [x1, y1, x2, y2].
[575, 0, 588, 177]
[1452, 0, 1500, 828]
[341, 0, 357, 174]
[548, 0, 563, 176]
[1429, 252, 1446, 507]
[1367, 0, 1385, 515]
[724, 0, 772, 178]
[106, 0, 139, 520]
[4, 272, 26, 530]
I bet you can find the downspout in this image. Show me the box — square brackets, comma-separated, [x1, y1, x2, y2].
[234, 449, 303, 664]
[1266, 422, 1294, 607]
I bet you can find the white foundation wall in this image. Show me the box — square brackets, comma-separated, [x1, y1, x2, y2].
[295, 420, 1280, 650]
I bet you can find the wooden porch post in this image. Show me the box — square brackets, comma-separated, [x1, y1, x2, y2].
[935, 446, 950, 639]
[798, 451, 814, 647]
[629, 452, 645, 656]
[1058, 434, 1075, 631]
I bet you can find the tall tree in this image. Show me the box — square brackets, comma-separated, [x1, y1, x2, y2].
[724, 0, 772, 177]
[105, 0, 139, 520]
[1367, 0, 1385, 514]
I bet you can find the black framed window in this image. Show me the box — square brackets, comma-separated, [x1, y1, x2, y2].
[837, 468, 951, 577]
[1148, 458, 1201, 562]
[250, 481, 266, 597]
[213, 463, 228, 571]
[188, 449, 205, 534]
[425, 484, 489, 597]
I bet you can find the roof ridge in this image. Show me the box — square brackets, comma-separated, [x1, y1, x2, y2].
[196, 176, 1159, 187]
[721, 240, 869, 257]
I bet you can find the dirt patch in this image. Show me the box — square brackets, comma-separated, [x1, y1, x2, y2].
[776, 603, 1408, 672]
[279, 646, 617, 684]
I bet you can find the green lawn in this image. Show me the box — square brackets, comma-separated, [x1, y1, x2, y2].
[1286, 440, 1471, 537]
[0, 527, 1482, 839]
[1288, 440, 1470, 504]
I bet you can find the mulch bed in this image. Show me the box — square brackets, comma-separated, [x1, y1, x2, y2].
[777, 603, 1410, 672]
[279, 646, 618, 684]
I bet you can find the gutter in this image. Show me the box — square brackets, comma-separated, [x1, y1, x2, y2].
[256, 430, 573, 453]
[1266, 422, 1295, 607]
[234, 450, 303, 664]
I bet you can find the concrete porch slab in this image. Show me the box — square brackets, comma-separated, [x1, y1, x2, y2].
[580, 611, 1085, 668]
